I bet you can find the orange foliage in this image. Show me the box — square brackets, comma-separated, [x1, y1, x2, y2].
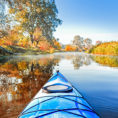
[53, 40, 61, 49]
[17, 61, 27, 70]
[33, 27, 42, 42]
[65, 45, 77, 51]
[38, 41, 50, 51]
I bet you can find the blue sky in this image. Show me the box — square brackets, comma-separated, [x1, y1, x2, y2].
[54, 0, 118, 44]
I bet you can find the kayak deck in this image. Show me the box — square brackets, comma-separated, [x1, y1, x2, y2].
[19, 72, 99, 118]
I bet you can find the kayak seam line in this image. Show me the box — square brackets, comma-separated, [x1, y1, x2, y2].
[72, 85, 99, 115]
[20, 96, 56, 115]
[58, 96, 93, 111]
[75, 94, 84, 116]
[35, 111, 86, 118]
[20, 108, 89, 118]
[32, 95, 83, 101]
[20, 95, 83, 116]
[21, 95, 94, 116]
[57, 73, 68, 82]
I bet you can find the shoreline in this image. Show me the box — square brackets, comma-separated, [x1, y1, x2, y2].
[1, 45, 118, 57]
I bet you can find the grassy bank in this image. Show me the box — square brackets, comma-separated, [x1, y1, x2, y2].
[0, 46, 13, 56]
[88, 42, 118, 56]
[0, 45, 61, 56]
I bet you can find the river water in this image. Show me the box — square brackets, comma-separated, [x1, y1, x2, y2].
[0, 52, 118, 118]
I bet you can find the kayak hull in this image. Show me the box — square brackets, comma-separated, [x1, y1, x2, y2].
[19, 72, 99, 118]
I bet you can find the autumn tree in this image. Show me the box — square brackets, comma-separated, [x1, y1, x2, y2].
[7, 0, 62, 45]
[53, 38, 61, 50]
[33, 27, 43, 46]
[0, 0, 10, 38]
[84, 38, 92, 49]
[73, 35, 84, 50]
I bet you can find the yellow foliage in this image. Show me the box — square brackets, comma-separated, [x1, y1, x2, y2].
[33, 27, 42, 40]
[13, 25, 23, 31]
[9, 8, 15, 14]
[49, 48, 54, 53]
[93, 56, 118, 67]
[15, 9, 27, 22]
[17, 61, 27, 70]
[91, 41, 118, 56]
[36, 8, 41, 13]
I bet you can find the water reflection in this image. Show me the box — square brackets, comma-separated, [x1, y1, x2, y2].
[92, 55, 118, 67]
[0, 53, 118, 118]
[72, 54, 91, 69]
[0, 55, 59, 118]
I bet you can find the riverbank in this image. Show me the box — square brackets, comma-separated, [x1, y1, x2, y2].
[0, 45, 62, 56]
[0, 46, 13, 56]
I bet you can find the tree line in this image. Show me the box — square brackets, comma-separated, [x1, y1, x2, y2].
[89, 41, 118, 56]
[65, 35, 92, 51]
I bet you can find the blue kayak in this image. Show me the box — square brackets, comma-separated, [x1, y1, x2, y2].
[19, 71, 99, 118]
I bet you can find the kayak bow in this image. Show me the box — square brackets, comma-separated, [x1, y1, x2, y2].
[19, 71, 99, 118]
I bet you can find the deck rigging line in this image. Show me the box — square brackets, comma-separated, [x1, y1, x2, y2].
[19, 95, 95, 118]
